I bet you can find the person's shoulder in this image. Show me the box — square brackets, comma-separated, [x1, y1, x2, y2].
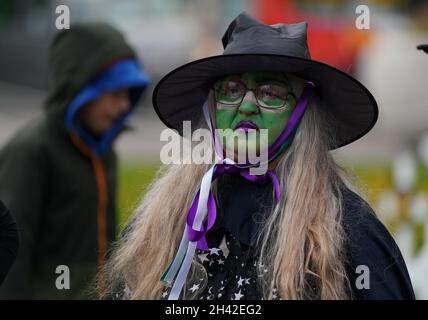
[0, 199, 7, 212]
[340, 187, 415, 299]
[341, 187, 388, 238]
[341, 187, 401, 253]
[340, 187, 404, 275]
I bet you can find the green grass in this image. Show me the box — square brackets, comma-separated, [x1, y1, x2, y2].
[117, 161, 160, 230]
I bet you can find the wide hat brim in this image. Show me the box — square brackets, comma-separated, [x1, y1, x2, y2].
[417, 44, 428, 54]
[153, 53, 378, 150]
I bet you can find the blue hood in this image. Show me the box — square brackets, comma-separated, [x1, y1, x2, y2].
[65, 58, 150, 156]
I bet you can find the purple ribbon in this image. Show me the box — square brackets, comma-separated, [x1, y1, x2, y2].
[268, 82, 315, 158]
[186, 163, 281, 251]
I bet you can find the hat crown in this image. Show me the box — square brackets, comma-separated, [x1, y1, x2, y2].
[221, 12, 311, 59]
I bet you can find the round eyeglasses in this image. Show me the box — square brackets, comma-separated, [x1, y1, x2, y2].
[213, 79, 295, 110]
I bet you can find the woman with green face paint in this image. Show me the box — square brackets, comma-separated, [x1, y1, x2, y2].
[102, 13, 414, 301]
[213, 71, 300, 165]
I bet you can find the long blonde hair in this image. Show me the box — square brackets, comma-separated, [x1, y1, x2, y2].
[100, 90, 359, 300]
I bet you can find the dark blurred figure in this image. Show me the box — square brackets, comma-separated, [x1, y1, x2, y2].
[417, 44, 428, 53]
[0, 22, 149, 299]
[0, 201, 19, 286]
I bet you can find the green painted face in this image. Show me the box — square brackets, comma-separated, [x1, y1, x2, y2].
[214, 71, 296, 160]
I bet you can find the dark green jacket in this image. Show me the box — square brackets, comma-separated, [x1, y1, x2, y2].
[0, 23, 147, 299]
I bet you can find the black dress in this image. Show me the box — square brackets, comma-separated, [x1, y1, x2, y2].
[158, 174, 415, 300]
[113, 174, 415, 300]
[0, 200, 19, 286]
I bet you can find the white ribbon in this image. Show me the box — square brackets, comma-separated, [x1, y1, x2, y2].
[161, 100, 235, 299]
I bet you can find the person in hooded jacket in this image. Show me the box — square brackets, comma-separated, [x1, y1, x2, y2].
[0, 22, 150, 299]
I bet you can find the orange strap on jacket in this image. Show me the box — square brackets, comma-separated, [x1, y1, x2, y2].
[70, 133, 108, 295]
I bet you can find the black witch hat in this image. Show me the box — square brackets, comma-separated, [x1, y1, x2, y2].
[153, 12, 378, 149]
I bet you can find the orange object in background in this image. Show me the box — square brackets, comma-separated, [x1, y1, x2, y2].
[254, 0, 371, 74]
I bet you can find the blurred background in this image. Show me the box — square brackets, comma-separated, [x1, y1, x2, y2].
[0, 0, 427, 298]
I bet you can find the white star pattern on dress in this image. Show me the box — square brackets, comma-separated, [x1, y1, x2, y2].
[234, 290, 244, 300]
[183, 230, 270, 301]
[237, 276, 245, 288]
[272, 287, 279, 299]
[219, 235, 230, 258]
[161, 291, 168, 298]
[209, 248, 221, 255]
[189, 283, 200, 293]
[198, 253, 209, 263]
[123, 285, 131, 298]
